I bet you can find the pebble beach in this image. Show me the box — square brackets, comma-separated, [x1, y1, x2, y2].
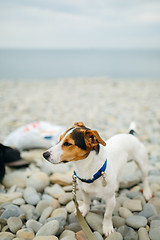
[0, 78, 160, 240]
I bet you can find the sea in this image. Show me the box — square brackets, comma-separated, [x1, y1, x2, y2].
[0, 49, 160, 80]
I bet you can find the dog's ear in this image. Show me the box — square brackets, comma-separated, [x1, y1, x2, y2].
[74, 122, 86, 128]
[85, 130, 106, 148]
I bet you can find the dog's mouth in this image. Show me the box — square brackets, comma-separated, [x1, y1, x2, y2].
[61, 160, 68, 163]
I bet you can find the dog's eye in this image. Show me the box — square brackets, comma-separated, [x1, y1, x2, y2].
[63, 142, 72, 146]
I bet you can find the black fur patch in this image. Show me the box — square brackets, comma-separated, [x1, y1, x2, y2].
[71, 129, 87, 150]
[129, 129, 136, 135]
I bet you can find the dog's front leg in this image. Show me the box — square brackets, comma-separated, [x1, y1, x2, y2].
[103, 193, 116, 236]
[79, 189, 90, 216]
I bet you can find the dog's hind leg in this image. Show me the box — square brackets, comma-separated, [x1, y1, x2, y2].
[135, 145, 152, 201]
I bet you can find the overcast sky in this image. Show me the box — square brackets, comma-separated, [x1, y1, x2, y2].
[0, 0, 160, 49]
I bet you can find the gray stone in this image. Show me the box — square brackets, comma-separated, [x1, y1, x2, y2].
[23, 187, 41, 205]
[51, 208, 67, 220]
[112, 216, 125, 228]
[60, 230, 75, 239]
[126, 191, 142, 199]
[118, 225, 138, 240]
[26, 172, 49, 192]
[26, 219, 42, 233]
[149, 220, 160, 240]
[139, 203, 156, 218]
[66, 223, 81, 233]
[16, 228, 35, 239]
[150, 219, 160, 229]
[42, 194, 53, 203]
[7, 217, 22, 233]
[138, 227, 150, 240]
[45, 184, 65, 198]
[2, 171, 26, 188]
[36, 200, 49, 215]
[0, 232, 15, 240]
[20, 204, 39, 220]
[86, 212, 103, 234]
[126, 215, 147, 229]
[39, 206, 53, 223]
[36, 220, 59, 236]
[123, 199, 142, 212]
[118, 207, 133, 218]
[105, 232, 123, 240]
[12, 198, 25, 205]
[58, 192, 73, 205]
[0, 205, 24, 219]
[149, 197, 160, 214]
[94, 231, 103, 240]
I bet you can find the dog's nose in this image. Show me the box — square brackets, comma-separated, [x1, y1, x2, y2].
[43, 151, 50, 160]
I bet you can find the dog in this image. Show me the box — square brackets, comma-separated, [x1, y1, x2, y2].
[43, 122, 152, 236]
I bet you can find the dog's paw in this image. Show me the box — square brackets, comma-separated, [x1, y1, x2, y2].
[103, 224, 114, 237]
[143, 187, 152, 201]
[79, 204, 89, 217]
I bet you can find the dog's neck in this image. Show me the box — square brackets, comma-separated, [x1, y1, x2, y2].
[72, 145, 106, 180]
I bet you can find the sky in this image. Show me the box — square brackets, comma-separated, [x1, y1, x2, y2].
[0, 0, 160, 49]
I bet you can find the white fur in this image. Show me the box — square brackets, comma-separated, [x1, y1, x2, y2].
[45, 131, 152, 236]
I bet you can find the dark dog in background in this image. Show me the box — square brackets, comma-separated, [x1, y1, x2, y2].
[0, 144, 29, 182]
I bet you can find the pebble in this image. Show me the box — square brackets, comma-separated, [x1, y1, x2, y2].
[105, 232, 123, 240]
[26, 172, 49, 192]
[36, 200, 49, 215]
[118, 207, 133, 218]
[51, 208, 67, 220]
[60, 230, 75, 239]
[20, 204, 39, 220]
[45, 184, 65, 198]
[138, 227, 150, 240]
[23, 187, 41, 205]
[36, 220, 59, 236]
[39, 206, 53, 223]
[139, 203, 156, 218]
[0, 205, 24, 219]
[94, 231, 103, 240]
[112, 216, 125, 228]
[26, 219, 42, 233]
[65, 200, 75, 213]
[33, 237, 58, 240]
[126, 215, 147, 229]
[123, 199, 142, 212]
[0, 232, 15, 240]
[66, 222, 81, 232]
[149, 197, 160, 214]
[149, 220, 160, 240]
[58, 192, 73, 205]
[2, 172, 26, 188]
[50, 173, 72, 186]
[16, 228, 35, 239]
[12, 198, 25, 206]
[7, 217, 23, 233]
[118, 225, 138, 240]
[86, 212, 103, 234]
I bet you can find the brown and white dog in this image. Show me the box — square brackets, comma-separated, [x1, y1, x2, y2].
[43, 122, 152, 236]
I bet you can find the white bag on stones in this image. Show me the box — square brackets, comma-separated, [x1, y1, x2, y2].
[4, 121, 65, 150]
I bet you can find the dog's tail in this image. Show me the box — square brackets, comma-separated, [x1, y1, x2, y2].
[129, 122, 136, 135]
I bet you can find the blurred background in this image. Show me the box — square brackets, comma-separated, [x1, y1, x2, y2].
[0, 0, 160, 80]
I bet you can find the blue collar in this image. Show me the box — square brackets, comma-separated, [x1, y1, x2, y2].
[73, 159, 107, 184]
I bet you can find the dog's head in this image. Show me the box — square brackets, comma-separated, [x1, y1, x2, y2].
[43, 122, 106, 164]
